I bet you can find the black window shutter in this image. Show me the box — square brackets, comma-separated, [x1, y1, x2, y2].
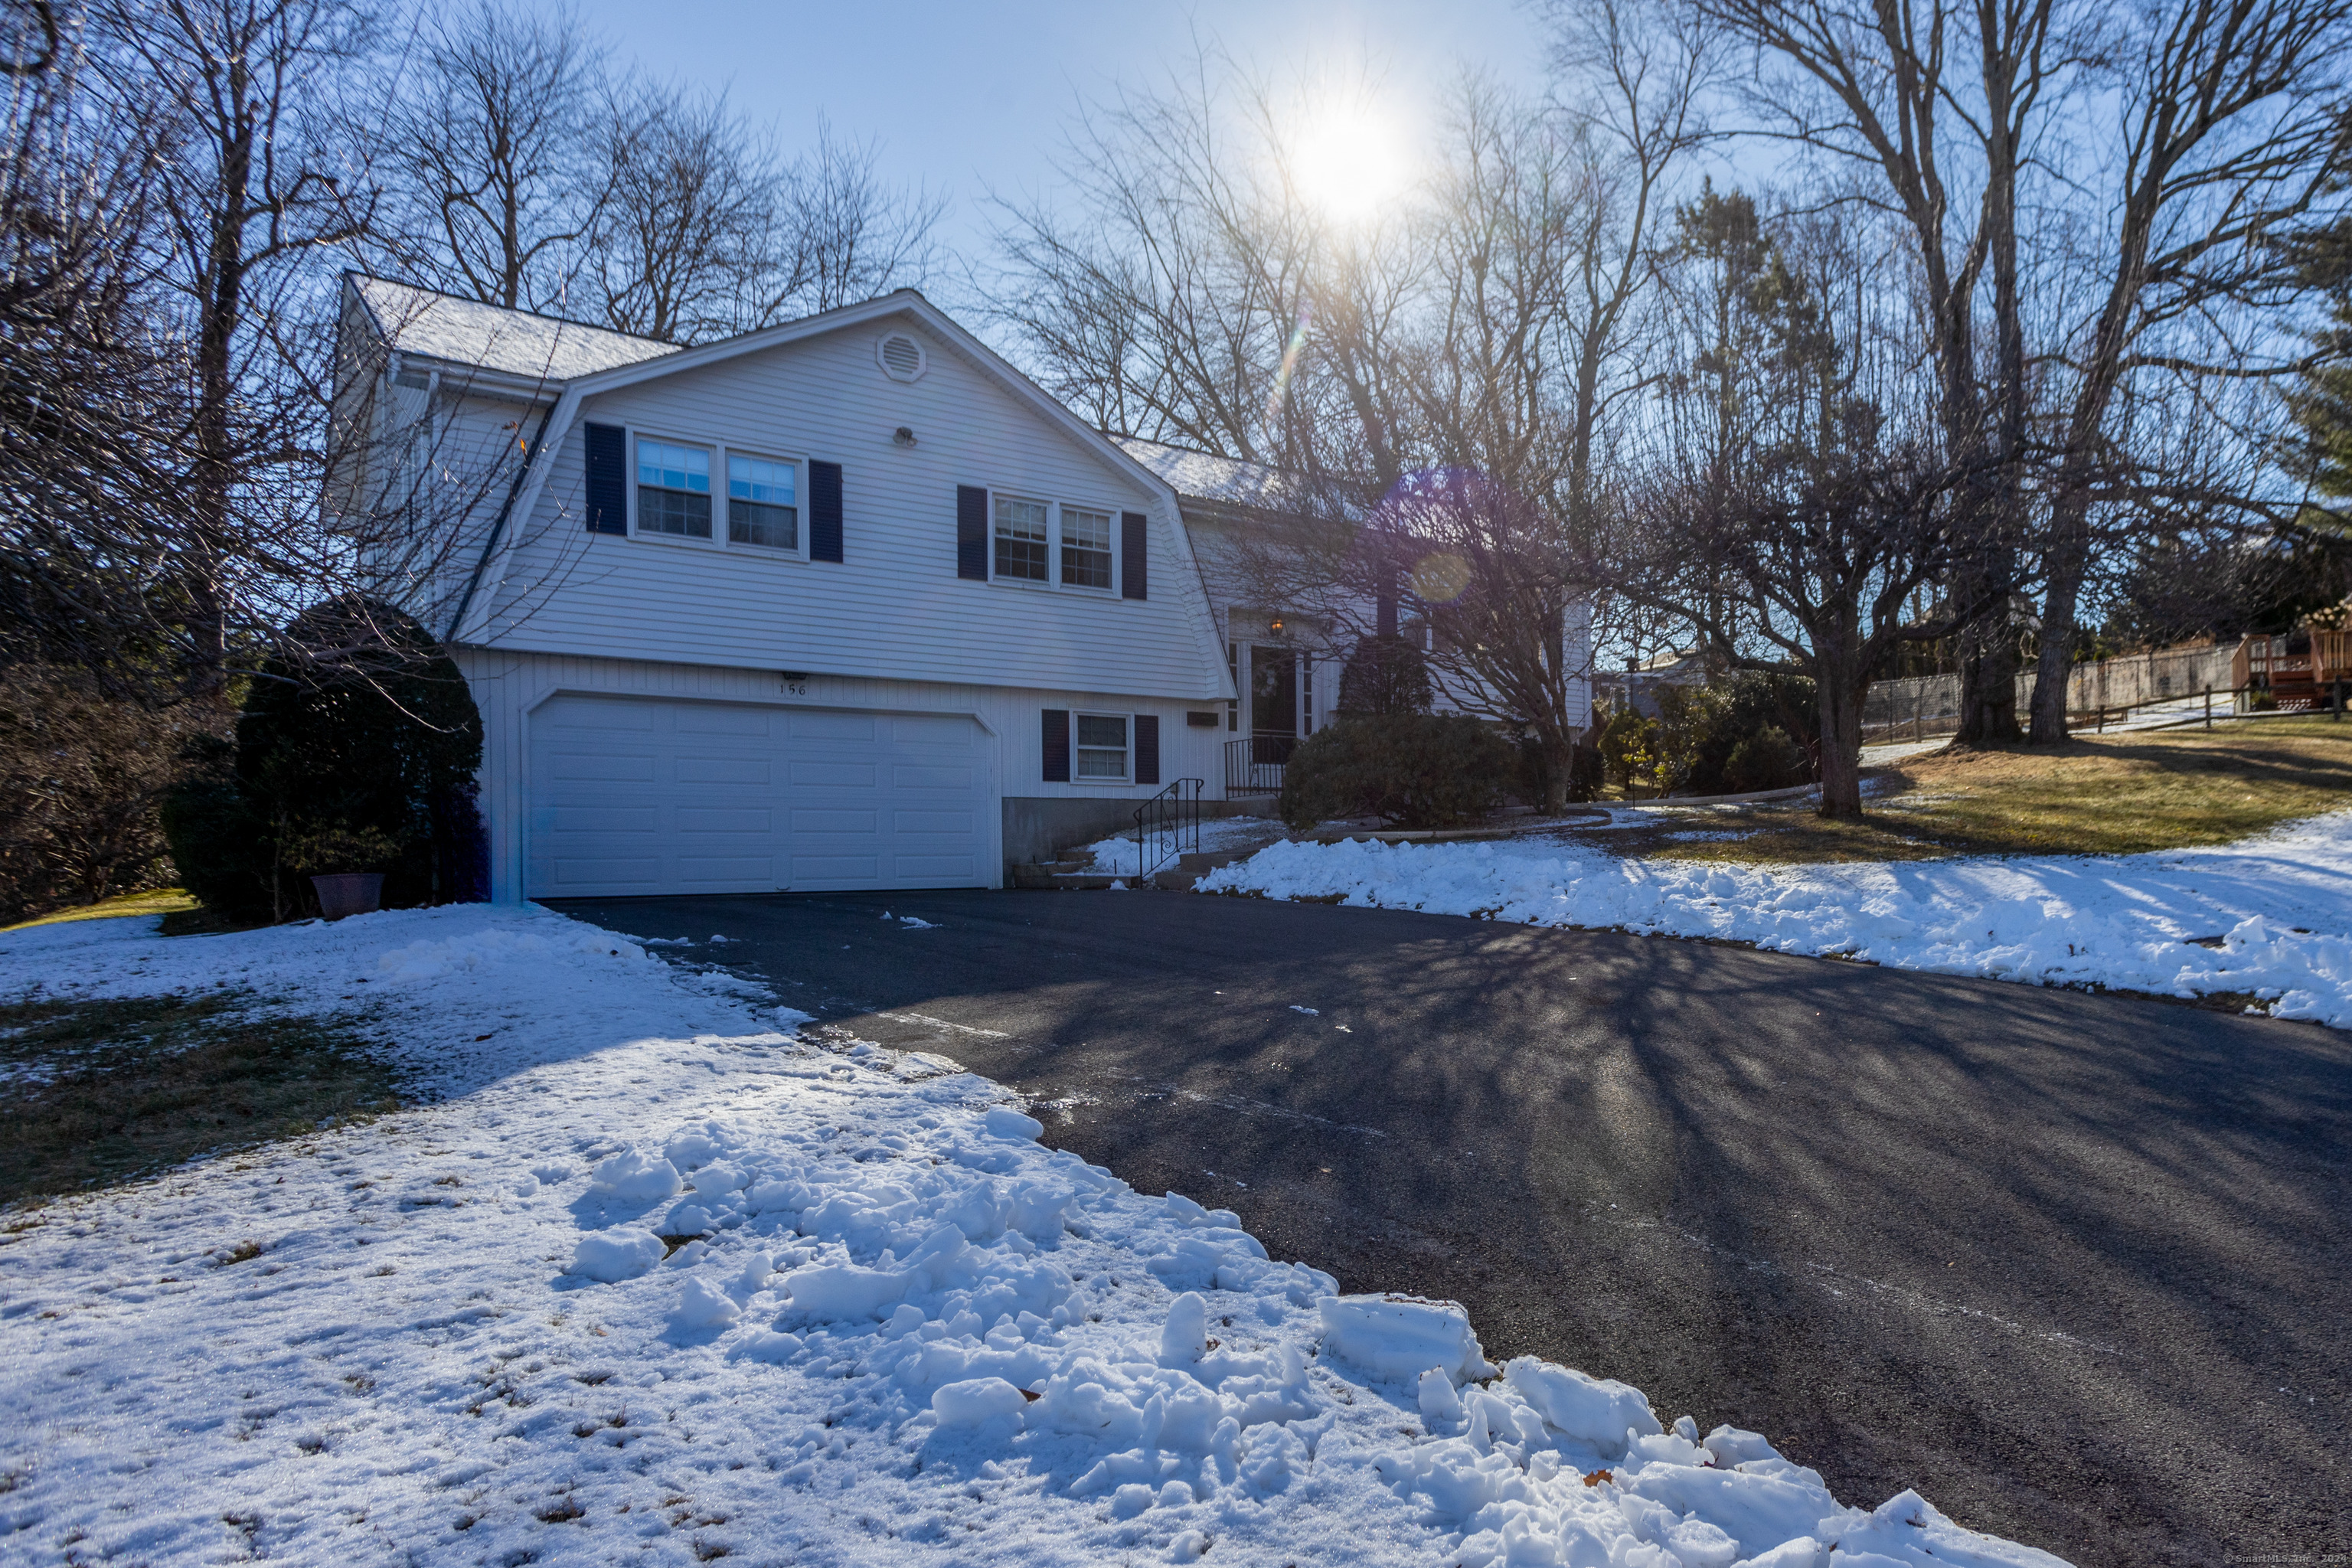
[810, 460, 844, 561]
[957, 485, 988, 580]
[1120, 511, 1148, 599]
[1041, 709, 1070, 782]
[1134, 714, 1160, 786]
[584, 423, 626, 534]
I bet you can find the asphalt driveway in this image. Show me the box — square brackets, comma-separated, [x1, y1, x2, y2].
[546, 887, 2352, 1567]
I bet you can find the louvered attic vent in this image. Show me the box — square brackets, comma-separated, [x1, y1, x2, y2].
[877, 332, 927, 382]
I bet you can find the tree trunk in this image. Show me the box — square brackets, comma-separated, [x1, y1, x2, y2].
[1952, 579, 2021, 747]
[1815, 655, 1867, 822]
[1543, 730, 1572, 814]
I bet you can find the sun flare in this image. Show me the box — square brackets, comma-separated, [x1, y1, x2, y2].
[1289, 97, 1411, 225]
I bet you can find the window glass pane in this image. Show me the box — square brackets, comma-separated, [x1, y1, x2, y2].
[1076, 750, 1126, 779]
[637, 439, 709, 493]
[1060, 505, 1112, 589]
[639, 485, 711, 537]
[993, 495, 1049, 581]
[1076, 714, 1126, 747]
[728, 454, 795, 507]
[729, 498, 797, 548]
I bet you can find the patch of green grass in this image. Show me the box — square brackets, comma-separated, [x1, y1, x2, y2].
[0, 991, 399, 1207]
[1615, 717, 2352, 864]
[1, 887, 200, 934]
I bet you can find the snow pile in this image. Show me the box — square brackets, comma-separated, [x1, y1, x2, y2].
[0, 906, 2066, 1565]
[1202, 810, 2352, 1025]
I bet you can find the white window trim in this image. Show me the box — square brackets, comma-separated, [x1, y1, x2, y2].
[979, 486, 1125, 596]
[626, 427, 812, 562]
[1071, 709, 1133, 784]
[722, 446, 807, 557]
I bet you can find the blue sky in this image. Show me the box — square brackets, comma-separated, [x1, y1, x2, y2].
[565, 0, 1555, 263]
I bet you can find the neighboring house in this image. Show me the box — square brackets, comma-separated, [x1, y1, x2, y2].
[1592, 648, 1709, 720]
[332, 276, 1233, 901]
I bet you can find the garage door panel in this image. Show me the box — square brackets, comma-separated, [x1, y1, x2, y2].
[790, 711, 878, 741]
[548, 751, 657, 782]
[550, 805, 658, 835]
[893, 809, 974, 834]
[893, 714, 974, 746]
[791, 761, 876, 787]
[894, 854, 977, 880]
[676, 706, 776, 736]
[894, 764, 975, 790]
[675, 807, 773, 833]
[792, 854, 880, 882]
[676, 856, 776, 884]
[528, 694, 989, 897]
[554, 856, 661, 887]
[675, 756, 770, 785]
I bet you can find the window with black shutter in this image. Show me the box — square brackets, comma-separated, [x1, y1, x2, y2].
[1041, 708, 1070, 782]
[1134, 714, 1160, 785]
[956, 485, 988, 579]
[584, 422, 626, 534]
[1121, 511, 1148, 599]
[808, 460, 843, 561]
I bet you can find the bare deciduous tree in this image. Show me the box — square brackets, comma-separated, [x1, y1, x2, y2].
[376, 0, 604, 314]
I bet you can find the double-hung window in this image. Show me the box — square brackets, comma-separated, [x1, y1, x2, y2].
[636, 438, 711, 538]
[1074, 713, 1130, 780]
[727, 454, 798, 549]
[1060, 505, 1112, 589]
[994, 495, 1050, 581]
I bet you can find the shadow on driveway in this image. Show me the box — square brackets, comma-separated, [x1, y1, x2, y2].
[548, 887, 2352, 1568]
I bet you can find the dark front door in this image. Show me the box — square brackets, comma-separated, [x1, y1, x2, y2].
[1251, 645, 1296, 737]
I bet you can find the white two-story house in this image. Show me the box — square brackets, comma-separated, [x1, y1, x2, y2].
[335, 275, 1247, 902]
[334, 276, 1594, 901]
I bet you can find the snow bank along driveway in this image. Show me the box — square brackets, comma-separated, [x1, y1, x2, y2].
[0, 908, 2064, 1566]
[1203, 808, 2352, 1027]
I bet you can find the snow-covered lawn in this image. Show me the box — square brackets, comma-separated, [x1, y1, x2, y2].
[0, 907, 2065, 1566]
[1202, 808, 2352, 1027]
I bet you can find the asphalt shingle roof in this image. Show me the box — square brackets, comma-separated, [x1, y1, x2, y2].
[351, 275, 679, 382]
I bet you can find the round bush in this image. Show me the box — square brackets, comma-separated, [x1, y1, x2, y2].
[162, 597, 486, 922]
[1722, 725, 1808, 793]
[1279, 714, 1515, 831]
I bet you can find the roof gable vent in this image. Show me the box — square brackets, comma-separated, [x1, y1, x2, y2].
[877, 332, 927, 382]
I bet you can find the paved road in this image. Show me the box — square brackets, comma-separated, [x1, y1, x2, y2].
[547, 888, 2352, 1567]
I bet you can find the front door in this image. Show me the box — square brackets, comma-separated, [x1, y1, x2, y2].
[1251, 645, 1296, 737]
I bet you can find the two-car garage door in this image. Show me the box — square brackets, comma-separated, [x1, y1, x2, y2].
[526, 693, 991, 897]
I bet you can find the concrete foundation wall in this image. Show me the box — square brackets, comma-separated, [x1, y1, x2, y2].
[1002, 795, 1250, 870]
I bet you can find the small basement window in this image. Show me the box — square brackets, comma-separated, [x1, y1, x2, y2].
[636, 436, 711, 538]
[1074, 713, 1130, 780]
[994, 495, 1049, 582]
[1060, 505, 1112, 590]
[727, 453, 798, 549]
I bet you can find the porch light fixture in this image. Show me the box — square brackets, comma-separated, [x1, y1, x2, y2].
[893, 426, 918, 446]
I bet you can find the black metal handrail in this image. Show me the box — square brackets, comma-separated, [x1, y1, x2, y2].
[1224, 733, 1296, 797]
[1134, 778, 1204, 883]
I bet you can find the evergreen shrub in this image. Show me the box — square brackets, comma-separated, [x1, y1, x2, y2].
[1279, 713, 1515, 831]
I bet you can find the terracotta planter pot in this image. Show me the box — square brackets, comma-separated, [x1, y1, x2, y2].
[311, 872, 384, 921]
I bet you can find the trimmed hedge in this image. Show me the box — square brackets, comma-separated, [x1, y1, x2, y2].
[161, 598, 487, 923]
[1279, 713, 1515, 830]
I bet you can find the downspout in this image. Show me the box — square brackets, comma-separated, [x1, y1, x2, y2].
[446, 399, 560, 645]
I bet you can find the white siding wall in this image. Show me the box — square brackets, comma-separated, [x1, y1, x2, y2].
[471, 317, 1226, 701]
[459, 647, 1238, 901]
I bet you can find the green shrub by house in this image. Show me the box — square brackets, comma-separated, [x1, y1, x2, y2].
[1279, 713, 1515, 830]
[161, 599, 487, 923]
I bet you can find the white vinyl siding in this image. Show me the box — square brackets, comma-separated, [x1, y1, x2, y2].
[465, 321, 1227, 702]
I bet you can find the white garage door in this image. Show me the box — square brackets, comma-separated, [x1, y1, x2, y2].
[526, 694, 990, 897]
